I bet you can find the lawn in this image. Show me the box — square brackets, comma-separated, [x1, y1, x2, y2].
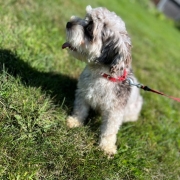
[0, 0, 180, 179]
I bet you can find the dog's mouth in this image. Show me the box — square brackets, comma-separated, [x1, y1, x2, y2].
[62, 42, 77, 51]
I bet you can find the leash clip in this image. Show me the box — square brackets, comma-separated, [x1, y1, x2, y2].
[126, 78, 180, 103]
[126, 77, 142, 88]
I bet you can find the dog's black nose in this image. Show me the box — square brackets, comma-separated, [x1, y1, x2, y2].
[66, 22, 73, 29]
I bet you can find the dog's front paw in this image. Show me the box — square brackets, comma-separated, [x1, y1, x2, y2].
[100, 144, 117, 157]
[66, 116, 82, 128]
[99, 135, 117, 157]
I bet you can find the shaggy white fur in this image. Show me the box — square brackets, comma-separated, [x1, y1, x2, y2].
[63, 5, 143, 156]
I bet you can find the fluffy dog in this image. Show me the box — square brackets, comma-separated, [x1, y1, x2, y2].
[62, 5, 143, 155]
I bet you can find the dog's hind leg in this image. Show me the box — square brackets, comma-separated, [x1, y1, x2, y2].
[123, 94, 143, 122]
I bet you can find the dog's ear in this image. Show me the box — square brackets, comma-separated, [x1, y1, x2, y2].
[98, 32, 132, 74]
[110, 41, 132, 74]
[86, 5, 92, 14]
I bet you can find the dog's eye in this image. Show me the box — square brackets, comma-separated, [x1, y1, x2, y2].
[85, 21, 93, 39]
[86, 22, 93, 33]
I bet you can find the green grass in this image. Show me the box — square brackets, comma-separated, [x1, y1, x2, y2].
[0, 0, 180, 179]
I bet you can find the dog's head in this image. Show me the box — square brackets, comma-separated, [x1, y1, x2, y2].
[62, 5, 132, 74]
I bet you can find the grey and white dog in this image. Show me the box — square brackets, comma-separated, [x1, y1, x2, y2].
[62, 5, 143, 155]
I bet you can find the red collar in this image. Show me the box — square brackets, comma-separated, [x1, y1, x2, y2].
[100, 69, 127, 82]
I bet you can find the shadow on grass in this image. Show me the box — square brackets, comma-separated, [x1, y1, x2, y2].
[0, 49, 101, 133]
[0, 49, 77, 109]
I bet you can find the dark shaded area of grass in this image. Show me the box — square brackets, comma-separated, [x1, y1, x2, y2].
[0, 49, 77, 107]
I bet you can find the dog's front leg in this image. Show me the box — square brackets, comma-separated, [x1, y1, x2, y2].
[67, 90, 90, 128]
[99, 111, 124, 155]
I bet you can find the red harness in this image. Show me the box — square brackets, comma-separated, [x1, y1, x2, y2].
[100, 69, 127, 82]
[100, 69, 180, 103]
